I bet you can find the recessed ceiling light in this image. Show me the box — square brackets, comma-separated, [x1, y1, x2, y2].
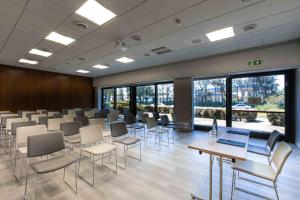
[45, 32, 75, 45]
[116, 57, 135, 63]
[75, 0, 116, 26]
[29, 48, 52, 57]
[206, 27, 235, 42]
[93, 64, 109, 69]
[18, 58, 38, 65]
[76, 69, 90, 73]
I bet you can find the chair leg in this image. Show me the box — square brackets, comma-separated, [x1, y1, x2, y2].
[231, 170, 236, 200]
[115, 149, 118, 173]
[92, 154, 95, 186]
[24, 160, 29, 196]
[124, 145, 126, 168]
[35, 173, 38, 200]
[274, 181, 279, 200]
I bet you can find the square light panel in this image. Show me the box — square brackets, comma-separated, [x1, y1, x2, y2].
[93, 64, 109, 69]
[206, 27, 235, 42]
[76, 0, 116, 26]
[76, 69, 90, 73]
[116, 57, 134, 63]
[45, 32, 75, 45]
[18, 58, 38, 65]
[29, 49, 52, 57]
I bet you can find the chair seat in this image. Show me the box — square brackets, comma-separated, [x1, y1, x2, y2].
[82, 143, 116, 155]
[17, 146, 27, 154]
[31, 155, 77, 174]
[232, 159, 276, 181]
[133, 124, 144, 129]
[66, 136, 80, 144]
[115, 136, 140, 145]
[103, 130, 111, 137]
[247, 144, 270, 156]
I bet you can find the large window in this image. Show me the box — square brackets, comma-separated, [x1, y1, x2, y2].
[136, 85, 155, 112]
[232, 74, 285, 134]
[102, 88, 114, 110]
[116, 87, 130, 114]
[157, 83, 174, 114]
[193, 78, 226, 126]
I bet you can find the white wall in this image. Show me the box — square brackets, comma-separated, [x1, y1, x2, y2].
[94, 42, 300, 87]
[296, 68, 300, 147]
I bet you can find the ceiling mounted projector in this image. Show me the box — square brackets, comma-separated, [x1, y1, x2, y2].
[114, 39, 129, 51]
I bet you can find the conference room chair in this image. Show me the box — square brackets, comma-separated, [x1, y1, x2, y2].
[0, 111, 10, 114]
[60, 121, 81, 149]
[35, 109, 47, 114]
[5, 118, 28, 157]
[231, 142, 292, 200]
[94, 112, 106, 118]
[74, 116, 89, 127]
[26, 112, 36, 121]
[247, 130, 281, 164]
[123, 108, 132, 116]
[63, 115, 75, 122]
[31, 114, 47, 123]
[106, 113, 119, 129]
[21, 111, 34, 119]
[84, 110, 94, 119]
[152, 112, 160, 122]
[14, 125, 47, 182]
[0, 114, 19, 147]
[39, 116, 55, 126]
[145, 117, 169, 149]
[78, 125, 117, 186]
[76, 110, 84, 117]
[160, 115, 175, 144]
[25, 132, 78, 199]
[110, 109, 119, 115]
[61, 109, 68, 115]
[0, 113, 18, 131]
[110, 122, 141, 168]
[48, 118, 66, 132]
[54, 113, 63, 118]
[47, 111, 60, 117]
[88, 118, 111, 142]
[124, 115, 145, 138]
[67, 109, 77, 116]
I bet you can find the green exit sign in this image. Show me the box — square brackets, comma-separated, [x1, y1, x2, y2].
[248, 58, 263, 66]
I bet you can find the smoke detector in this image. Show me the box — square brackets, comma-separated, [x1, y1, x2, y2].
[175, 18, 182, 26]
[114, 39, 129, 51]
[242, 24, 257, 32]
[77, 57, 86, 61]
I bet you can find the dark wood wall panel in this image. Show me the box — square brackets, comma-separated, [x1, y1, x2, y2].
[0, 65, 95, 112]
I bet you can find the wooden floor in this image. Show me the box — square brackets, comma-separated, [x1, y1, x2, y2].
[0, 130, 299, 200]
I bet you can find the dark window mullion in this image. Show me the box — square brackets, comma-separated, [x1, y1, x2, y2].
[226, 77, 232, 127]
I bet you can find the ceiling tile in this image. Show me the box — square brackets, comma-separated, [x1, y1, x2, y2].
[270, 0, 300, 15]
[97, 0, 141, 15]
[0, 1, 23, 19]
[50, 0, 86, 12]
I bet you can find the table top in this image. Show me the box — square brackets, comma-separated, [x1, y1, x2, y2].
[188, 127, 250, 161]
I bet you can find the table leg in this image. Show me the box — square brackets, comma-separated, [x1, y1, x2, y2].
[209, 154, 213, 200]
[219, 156, 223, 200]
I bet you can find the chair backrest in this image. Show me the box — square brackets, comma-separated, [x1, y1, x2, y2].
[53, 113, 63, 118]
[74, 116, 89, 126]
[267, 130, 281, 151]
[31, 114, 47, 123]
[123, 108, 132, 116]
[152, 112, 160, 121]
[76, 110, 84, 116]
[160, 115, 170, 126]
[22, 111, 34, 119]
[60, 121, 81, 137]
[124, 115, 136, 125]
[61, 109, 68, 115]
[271, 142, 292, 177]
[63, 115, 74, 122]
[146, 117, 157, 129]
[95, 112, 106, 118]
[39, 116, 55, 126]
[27, 112, 37, 121]
[68, 109, 76, 116]
[141, 113, 149, 123]
[48, 118, 66, 131]
[171, 113, 176, 123]
[6, 118, 27, 131]
[27, 132, 65, 158]
[11, 121, 37, 136]
[79, 125, 103, 145]
[0, 113, 18, 125]
[0, 111, 10, 114]
[88, 118, 105, 128]
[84, 111, 93, 118]
[16, 125, 47, 145]
[36, 109, 47, 114]
[107, 113, 119, 122]
[47, 111, 59, 117]
[110, 122, 128, 137]
[1, 115, 19, 126]
[110, 109, 119, 115]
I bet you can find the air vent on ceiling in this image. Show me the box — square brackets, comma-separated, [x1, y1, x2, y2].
[242, 24, 257, 32]
[78, 57, 86, 61]
[74, 21, 88, 30]
[151, 46, 172, 55]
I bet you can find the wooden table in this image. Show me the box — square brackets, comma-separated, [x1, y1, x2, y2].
[188, 127, 250, 200]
